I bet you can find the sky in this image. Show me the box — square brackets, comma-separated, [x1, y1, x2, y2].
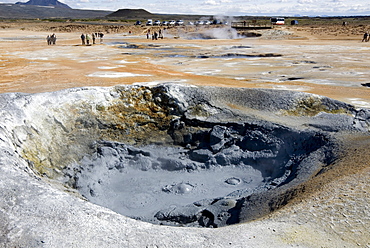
[4, 0, 370, 16]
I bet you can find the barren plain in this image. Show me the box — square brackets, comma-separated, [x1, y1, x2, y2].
[0, 22, 369, 103]
[1, 21, 370, 247]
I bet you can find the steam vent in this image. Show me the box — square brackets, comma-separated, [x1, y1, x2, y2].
[1, 83, 370, 244]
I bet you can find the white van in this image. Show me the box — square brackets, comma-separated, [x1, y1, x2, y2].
[270, 17, 285, 25]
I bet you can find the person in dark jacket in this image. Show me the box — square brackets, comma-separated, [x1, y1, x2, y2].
[81, 33, 85, 45]
[362, 32, 369, 42]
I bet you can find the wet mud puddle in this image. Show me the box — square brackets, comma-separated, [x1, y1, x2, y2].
[73, 143, 265, 223]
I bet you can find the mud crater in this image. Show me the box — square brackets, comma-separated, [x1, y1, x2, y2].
[64, 117, 329, 227]
[13, 84, 359, 228]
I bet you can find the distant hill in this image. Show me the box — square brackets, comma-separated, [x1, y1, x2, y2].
[106, 9, 154, 19]
[0, 5, 214, 21]
[15, 0, 71, 9]
[106, 8, 212, 21]
[0, 4, 112, 19]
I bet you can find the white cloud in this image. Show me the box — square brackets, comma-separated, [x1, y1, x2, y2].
[297, 0, 315, 3]
[203, 0, 219, 5]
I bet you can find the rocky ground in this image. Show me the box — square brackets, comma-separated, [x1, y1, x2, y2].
[0, 21, 370, 247]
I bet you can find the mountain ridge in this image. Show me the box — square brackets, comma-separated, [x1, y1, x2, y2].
[15, 0, 71, 9]
[0, 3, 112, 19]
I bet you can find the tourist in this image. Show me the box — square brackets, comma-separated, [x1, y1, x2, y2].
[46, 35, 51, 45]
[50, 33, 56, 45]
[146, 30, 150, 39]
[152, 31, 158, 40]
[158, 29, 163, 39]
[92, 33, 96, 44]
[99, 32, 104, 43]
[80, 33, 85, 45]
[362, 32, 369, 42]
[86, 34, 90, 45]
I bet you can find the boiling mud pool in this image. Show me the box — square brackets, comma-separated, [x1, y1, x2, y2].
[76, 156, 264, 220]
[65, 119, 327, 226]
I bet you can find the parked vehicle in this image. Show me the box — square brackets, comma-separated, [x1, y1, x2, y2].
[291, 20, 299, 25]
[169, 20, 176, 25]
[211, 19, 227, 25]
[134, 21, 142, 25]
[212, 20, 222, 25]
[162, 21, 168, 26]
[153, 20, 161, 26]
[175, 20, 184, 26]
[146, 19, 153, 26]
[270, 17, 285, 25]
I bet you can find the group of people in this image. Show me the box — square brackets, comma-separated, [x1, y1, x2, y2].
[362, 32, 370, 42]
[46, 33, 56, 45]
[80, 32, 104, 45]
[146, 29, 164, 40]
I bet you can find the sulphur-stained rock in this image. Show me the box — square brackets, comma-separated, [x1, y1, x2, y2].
[0, 83, 369, 246]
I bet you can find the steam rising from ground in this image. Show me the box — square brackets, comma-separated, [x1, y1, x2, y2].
[185, 27, 240, 39]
